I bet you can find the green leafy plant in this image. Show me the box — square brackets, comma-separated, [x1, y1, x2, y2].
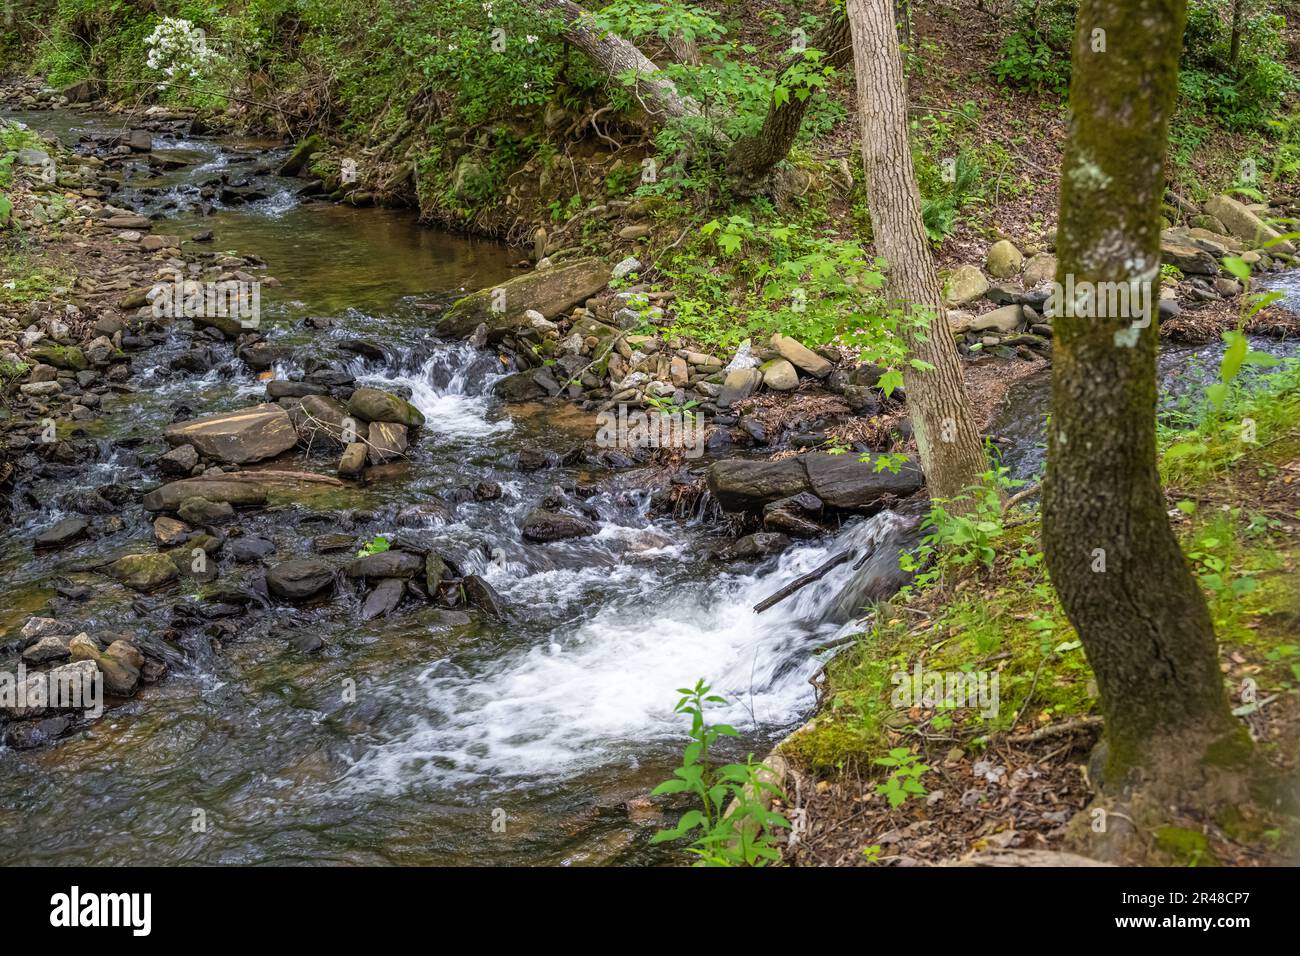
[651, 679, 791, 866]
[873, 747, 929, 808]
[357, 535, 391, 557]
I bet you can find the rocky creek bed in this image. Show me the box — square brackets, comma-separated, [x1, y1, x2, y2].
[2, 97, 1299, 866]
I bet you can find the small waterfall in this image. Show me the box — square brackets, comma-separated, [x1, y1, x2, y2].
[343, 509, 918, 793]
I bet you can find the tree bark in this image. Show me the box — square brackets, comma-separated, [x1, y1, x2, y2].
[1229, 0, 1246, 70]
[1043, 0, 1246, 791]
[726, 12, 854, 195]
[845, 0, 986, 504]
[533, 0, 706, 129]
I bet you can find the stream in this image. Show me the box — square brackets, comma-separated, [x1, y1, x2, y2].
[1, 110, 1296, 866]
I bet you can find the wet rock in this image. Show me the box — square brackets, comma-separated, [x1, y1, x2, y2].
[463, 574, 507, 618]
[347, 550, 423, 579]
[21, 617, 72, 644]
[763, 492, 825, 538]
[158, 443, 199, 476]
[22, 635, 71, 664]
[292, 632, 325, 654]
[229, 537, 275, 563]
[163, 404, 298, 464]
[438, 258, 611, 339]
[3, 716, 72, 750]
[804, 452, 924, 510]
[361, 578, 405, 620]
[348, 387, 425, 426]
[266, 379, 327, 399]
[367, 421, 408, 464]
[494, 370, 551, 402]
[34, 517, 89, 549]
[338, 442, 368, 477]
[108, 553, 179, 591]
[143, 478, 268, 512]
[177, 497, 235, 525]
[266, 558, 336, 601]
[710, 532, 792, 561]
[339, 339, 386, 361]
[293, 393, 361, 447]
[521, 508, 599, 542]
[706, 458, 809, 512]
[278, 134, 323, 176]
[312, 533, 355, 553]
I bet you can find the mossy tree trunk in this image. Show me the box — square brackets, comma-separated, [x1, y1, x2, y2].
[1043, 0, 1248, 795]
[846, 0, 986, 503]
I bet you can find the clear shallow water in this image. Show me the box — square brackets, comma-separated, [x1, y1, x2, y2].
[0, 111, 897, 865]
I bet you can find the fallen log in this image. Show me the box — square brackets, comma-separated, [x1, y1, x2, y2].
[753, 551, 852, 614]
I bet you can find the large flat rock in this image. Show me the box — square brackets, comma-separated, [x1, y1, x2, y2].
[437, 258, 611, 339]
[164, 404, 298, 464]
[707, 452, 924, 513]
[142, 478, 269, 513]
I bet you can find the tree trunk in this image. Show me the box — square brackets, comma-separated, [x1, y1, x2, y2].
[845, 0, 986, 503]
[1229, 0, 1245, 70]
[726, 12, 853, 195]
[534, 0, 706, 130]
[1043, 0, 1247, 795]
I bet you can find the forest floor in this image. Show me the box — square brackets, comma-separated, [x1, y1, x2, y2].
[778, 364, 1300, 866]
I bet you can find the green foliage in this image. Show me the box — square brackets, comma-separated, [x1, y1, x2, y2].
[991, 0, 1074, 94]
[357, 535, 391, 557]
[1179, 0, 1298, 131]
[651, 679, 790, 866]
[873, 747, 929, 808]
[899, 466, 1029, 589]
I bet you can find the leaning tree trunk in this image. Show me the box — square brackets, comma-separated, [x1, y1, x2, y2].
[846, 0, 986, 503]
[1043, 0, 1249, 802]
[534, 0, 707, 131]
[726, 12, 854, 195]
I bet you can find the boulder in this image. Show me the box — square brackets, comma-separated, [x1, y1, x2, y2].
[464, 574, 507, 618]
[143, 478, 268, 512]
[985, 240, 1023, 278]
[706, 458, 809, 512]
[347, 387, 425, 426]
[28, 343, 89, 371]
[361, 578, 405, 620]
[152, 516, 190, 546]
[1204, 194, 1295, 254]
[943, 265, 989, 306]
[707, 452, 923, 513]
[760, 358, 799, 391]
[22, 636, 71, 665]
[278, 134, 323, 177]
[969, 305, 1024, 334]
[158, 443, 199, 476]
[163, 404, 298, 464]
[717, 368, 763, 408]
[494, 371, 551, 402]
[266, 559, 335, 601]
[177, 497, 235, 525]
[710, 532, 792, 561]
[367, 421, 408, 464]
[347, 551, 423, 579]
[338, 442, 368, 476]
[1160, 239, 1217, 276]
[1023, 253, 1057, 287]
[294, 393, 361, 447]
[437, 258, 611, 339]
[803, 452, 924, 510]
[108, 553, 179, 591]
[770, 333, 832, 378]
[763, 492, 825, 538]
[521, 509, 599, 542]
[34, 517, 89, 549]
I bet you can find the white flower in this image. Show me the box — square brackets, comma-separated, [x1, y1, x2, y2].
[526, 35, 538, 44]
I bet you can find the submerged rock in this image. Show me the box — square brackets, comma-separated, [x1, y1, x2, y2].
[108, 553, 179, 591]
[521, 509, 599, 542]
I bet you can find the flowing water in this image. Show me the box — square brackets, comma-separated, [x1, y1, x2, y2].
[3, 110, 1297, 866]
[0, 112, 915, 865]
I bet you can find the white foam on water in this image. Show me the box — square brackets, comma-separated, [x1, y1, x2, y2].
[360, 345, 511, 441]
[341, 512, 907, 795]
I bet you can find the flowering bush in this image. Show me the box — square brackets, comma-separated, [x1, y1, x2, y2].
[144, 17, 220, 89]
